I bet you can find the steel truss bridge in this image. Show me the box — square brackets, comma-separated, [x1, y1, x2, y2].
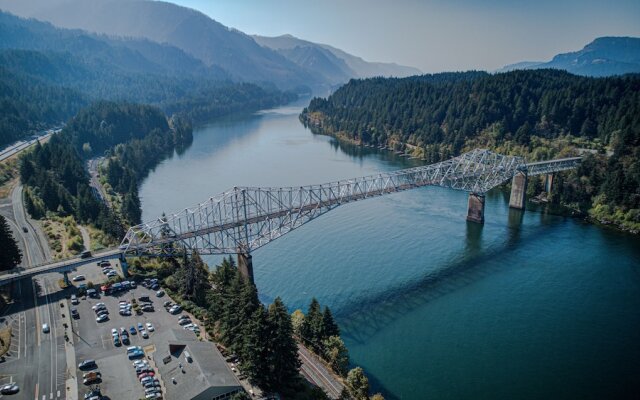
[120, 149, 580, 259]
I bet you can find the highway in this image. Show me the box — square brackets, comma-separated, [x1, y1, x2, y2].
[0, 181, 67, 399]
[0, 129, 61, 163]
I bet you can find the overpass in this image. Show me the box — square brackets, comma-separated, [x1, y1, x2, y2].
[0, 149, 580, 285]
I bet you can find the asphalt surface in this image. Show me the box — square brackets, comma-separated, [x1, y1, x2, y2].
[0, 183, 67, 400]
[0, 130, 60, 163]
[0, 275, 69, 400]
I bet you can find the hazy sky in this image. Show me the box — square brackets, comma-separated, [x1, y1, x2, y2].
[173, 0, 640, 72]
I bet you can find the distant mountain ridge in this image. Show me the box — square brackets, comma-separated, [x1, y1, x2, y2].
[499, 37, 640, 76]
[0, 0, 421, 91]
[253, 34, 422, 84]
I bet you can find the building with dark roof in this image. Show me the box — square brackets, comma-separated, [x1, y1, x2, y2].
[151, 329, 244, 400]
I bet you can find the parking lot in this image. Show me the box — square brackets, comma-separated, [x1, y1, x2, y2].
[69, 261, 197, 400]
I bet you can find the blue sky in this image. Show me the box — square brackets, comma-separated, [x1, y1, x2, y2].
[173, 0, 640, 72]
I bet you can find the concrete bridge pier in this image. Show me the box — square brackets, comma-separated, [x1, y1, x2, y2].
[509, 171, 528, 210]
[237, 252, 254, 284]
[63, 271, 70, 286]
[119, 254, 129, 278]
[466, 192, 485, 224]
[544, 173, 554, 193]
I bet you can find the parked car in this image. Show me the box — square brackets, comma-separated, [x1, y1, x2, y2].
[140, 329, 149, 339]
[71, 308, 79, 319]
[141, 305, 154, 312]
[163, 301, 172, 308]
[120, 309, 132, 316]
[87, 288, 97, 297]
[130, 326, 137, 335]
[42, 323, 50, 333]
[128, 350, 144, 360]
[72, 275, 86, 282]
[178, 319, 191, 326]
[80, 250, 92, 259]
[0, 383, 20, 394]
[92, 303, 106, 310]
[155, 290, 165, 297]
[96, 314, 109, 323]
[78, 359, 97, 370]
[146, 322, 155, 332]
[71, 295, 79, 305]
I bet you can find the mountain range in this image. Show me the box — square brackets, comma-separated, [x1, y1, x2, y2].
[0, 0, 421, 91]
[253, 34, 422, 86]
[499, 37, 640, 77]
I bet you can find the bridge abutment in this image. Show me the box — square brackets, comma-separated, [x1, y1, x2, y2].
[466, 193, 485, 224]
[237, 252, 254, 284]
[509, 171, 528, 210]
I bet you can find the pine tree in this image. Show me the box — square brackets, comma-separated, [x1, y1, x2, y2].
[266, 297, 301, 391]
[322, 306, 340, 338]
[300, 298, 324, 351]
[241, 306, 271, 388]
[0, 215, 22, 270]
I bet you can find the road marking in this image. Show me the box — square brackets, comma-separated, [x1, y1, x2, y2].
[32, 279, 41, 346]
[34, 382, 38, 400]
[57, 390, 60, 398]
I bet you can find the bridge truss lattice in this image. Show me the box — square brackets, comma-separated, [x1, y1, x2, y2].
[120, 149, 580, 256]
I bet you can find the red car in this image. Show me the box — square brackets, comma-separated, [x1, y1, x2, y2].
[138, 372, 155, 381]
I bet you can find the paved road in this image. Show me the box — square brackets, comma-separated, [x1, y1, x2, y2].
[12, 185, 51, 265]
[0, 275, 68, 400]
[0, 129, 61, 163]
[0, 182, 67, 399]
[298, 344, 344, 399]
[86, 158, 110, 208]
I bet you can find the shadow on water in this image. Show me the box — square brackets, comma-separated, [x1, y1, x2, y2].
[336, 212, 557, 345]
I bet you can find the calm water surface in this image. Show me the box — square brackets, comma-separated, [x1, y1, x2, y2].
[139, 102, 640, 400]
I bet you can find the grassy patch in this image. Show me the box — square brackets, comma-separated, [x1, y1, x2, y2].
[0, 327, 11, 357]
[42, 215, 84, 259]
[0, 159, 18, 199]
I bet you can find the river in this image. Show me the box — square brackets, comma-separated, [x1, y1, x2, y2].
[139, 101, 640, 400]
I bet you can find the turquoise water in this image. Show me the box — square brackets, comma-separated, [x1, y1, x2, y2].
[139, 102, 640, 399]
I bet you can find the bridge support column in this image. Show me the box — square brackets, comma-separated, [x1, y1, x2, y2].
[237, 252, 254, 284]
[509, 171, 528, 210]
[63, 271, 70, 286]
[119, 254, 129, 278]
[466, 193, 485, 224]
[544, 173, 554, 193]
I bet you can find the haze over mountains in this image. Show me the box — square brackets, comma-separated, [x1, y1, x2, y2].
[499, 37, 640, 77]
[253, 34, 422, 86]
[0, 0, 421, 91]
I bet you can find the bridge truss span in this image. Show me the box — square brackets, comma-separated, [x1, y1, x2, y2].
[120, 149, 579, 257]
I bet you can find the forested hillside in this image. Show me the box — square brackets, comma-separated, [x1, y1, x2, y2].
[19, 102, 192, 236]
[0, 12, 295, 147]
[302, 70, 640, 232]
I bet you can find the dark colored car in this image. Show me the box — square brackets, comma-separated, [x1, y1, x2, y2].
[78, 360, 97, 370]
[80, 250, 92, 259]
[71, 308, 80, 319]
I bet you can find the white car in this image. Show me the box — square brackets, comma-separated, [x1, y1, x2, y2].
[111, 328, 118, 335]
[42, 323, 50, 333]
[145, 322, 155, 332]
[72, 275, 85, 281]
[140, 329, 149, 339]
[92, 303, 106, 310]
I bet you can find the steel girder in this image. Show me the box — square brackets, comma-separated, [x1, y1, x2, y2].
[120, 149, 580, 256]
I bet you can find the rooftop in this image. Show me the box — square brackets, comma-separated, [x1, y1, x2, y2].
[152, 329, 243, 400]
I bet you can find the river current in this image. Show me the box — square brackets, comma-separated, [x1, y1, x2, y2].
[139, 102, 640, 399]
